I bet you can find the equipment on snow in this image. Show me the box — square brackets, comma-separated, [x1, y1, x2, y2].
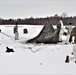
[23, 29, 28, 34]
[65, 55, 69, 63]
[6, 47, 14, 53]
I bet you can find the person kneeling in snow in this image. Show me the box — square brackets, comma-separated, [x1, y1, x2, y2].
[13, 23, 19, 40]
[65, 39, 76, 63]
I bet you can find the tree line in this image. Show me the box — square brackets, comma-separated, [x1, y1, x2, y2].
[0, 16, 76, 25]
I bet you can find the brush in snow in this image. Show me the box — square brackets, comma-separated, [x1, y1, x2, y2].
[65, 55, 69, 63]
[6, 47, 14, 53]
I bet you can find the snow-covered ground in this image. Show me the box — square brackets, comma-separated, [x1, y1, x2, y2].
[0, 25, 76, 74]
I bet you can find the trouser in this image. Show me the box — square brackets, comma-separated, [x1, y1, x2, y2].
[73, 44, 76, 61]
[65, 34, 70, 44]
[15, 32, 19, 40]
[59, 34, 63, 41]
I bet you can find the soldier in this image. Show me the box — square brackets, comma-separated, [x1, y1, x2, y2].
[69, 26, 76, 43]
[58, 20, 65, 42]
[13, 23, 19, 40]
[65, 23, 73, 44]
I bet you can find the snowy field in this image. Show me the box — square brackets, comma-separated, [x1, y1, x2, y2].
[0, 25, 76, 74]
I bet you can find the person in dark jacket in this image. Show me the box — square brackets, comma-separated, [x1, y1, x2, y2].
[13, 23, 19, 40]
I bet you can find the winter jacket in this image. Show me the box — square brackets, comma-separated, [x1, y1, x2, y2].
[67, 25, 73, 34]
[13, 26, 18, 33]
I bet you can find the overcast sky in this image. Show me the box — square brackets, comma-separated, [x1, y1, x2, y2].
[0, 0, 76, 19]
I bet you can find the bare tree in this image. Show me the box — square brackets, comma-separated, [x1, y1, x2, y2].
[61, 12, 67, 18]
[54, 14, 59, 17]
